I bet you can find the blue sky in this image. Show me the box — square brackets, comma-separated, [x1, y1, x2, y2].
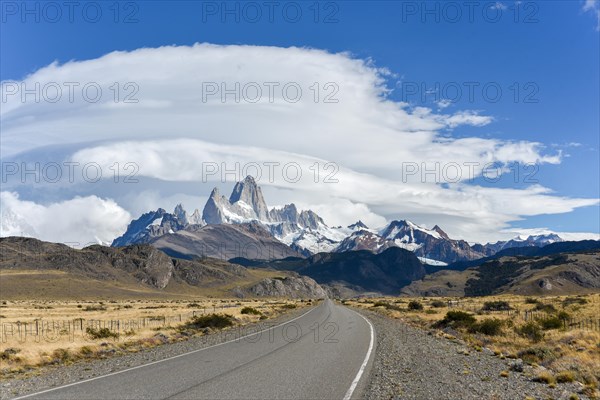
[1, 1, 599, 243]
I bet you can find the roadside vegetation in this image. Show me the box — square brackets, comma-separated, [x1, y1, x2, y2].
[348, 293, 600, 398]
[0, 298, 311, 379]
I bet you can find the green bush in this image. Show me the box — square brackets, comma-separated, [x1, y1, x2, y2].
[430, 300, 446, 308]
[518, 346, 557, 364]
[481, 301, 512, 311]
[534, 303, 557, 313]
[539, 316, 563, 330]
[281, 304, 297, 310]
[562, 297, 588, 307]
[373, 301, 402, 311]
[408, 301, 424, 311]
[517, 322, 544, 342]
[435, 311, 476, 329]
[240, 307, 261, 315]
[469, 318, 503, 335]
[86, 327, 119, 340]
[83, 305, 107, 312]
[179, 314, 234, 331]
[557, 311, 571, 320]
[525, 298, 540, 304]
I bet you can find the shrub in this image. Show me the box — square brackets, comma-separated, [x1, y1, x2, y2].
[430, 300, 446, 308]
[281, 304, 297, 310]
[187, 303, 201, 308]
[539, 316, 563, 330]
[240, 307, 261, 315]
[533, 371, 556, 385]
[435, 311, 476, 329]
[79, 346, 95, 356]
[517, 322, 544, 342]
[525, 298, 539, 304]
[179, 314, 234, 331]
[123, 305, 133, 309]
[408, 301, 424, 311]
[556, 371, 576, 383]
[518, 346, 556, 364]
[562, 297, 588, 307]
[86, 327, 119, 340]
[481, 301, 512, 311]
[52, 348, 72, 362]
[0, 348, 20, 360]
[372, 301, 403, 311]
[83, 305, 107, 312]
[469, 318, 503, 336]
[534, 303, 557, 313]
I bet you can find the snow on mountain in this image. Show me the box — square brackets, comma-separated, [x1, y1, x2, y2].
[112, 176, 562, 263]
[417, 257, 448, 267]
[335, 229, 396, 253]
[477, 233, 565, 256]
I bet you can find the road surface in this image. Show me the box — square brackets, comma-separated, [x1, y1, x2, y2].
[15, 300, 375, 400]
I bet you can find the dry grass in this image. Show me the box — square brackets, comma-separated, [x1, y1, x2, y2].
[0, 298, 309, 379]
[347, 293, 600, 396]
[0, 268, 292, 300]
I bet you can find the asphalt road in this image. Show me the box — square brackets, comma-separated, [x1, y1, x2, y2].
[15, 300, 375, 400]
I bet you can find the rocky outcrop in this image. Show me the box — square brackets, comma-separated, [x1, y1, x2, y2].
[229, 175, 270, 221]
[243, 274, 327, 299]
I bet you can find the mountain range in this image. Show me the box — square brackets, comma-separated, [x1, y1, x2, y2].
[111, 176, 566, 264]
[0, 236, 326, 299]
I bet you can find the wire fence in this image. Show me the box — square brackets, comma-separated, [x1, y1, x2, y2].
[446, 300, 600, 331]
[1, 304, 240, 343]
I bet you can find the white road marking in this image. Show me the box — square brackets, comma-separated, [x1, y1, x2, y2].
[342, 310, 375, 400]
[12, 306, 319, 400]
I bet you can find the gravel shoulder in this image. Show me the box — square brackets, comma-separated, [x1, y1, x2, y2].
[0, 306, 311, 399]
[355, 308, 592, 400]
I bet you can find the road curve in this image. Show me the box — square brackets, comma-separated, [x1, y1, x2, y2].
[14, 300, 375, 400]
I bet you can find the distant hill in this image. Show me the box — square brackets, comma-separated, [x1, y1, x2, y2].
[402, 250, 600, 297]
[443, 240, 600, 272]
[230, 247, 426, 295]
[0, 237, 325, 300]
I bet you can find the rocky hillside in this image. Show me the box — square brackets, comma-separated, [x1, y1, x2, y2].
[150, 221, 301, 261]
[401, 251, 600, 296]
[238, 274, 328, 299]
[232, 247, 426, 294]
[0, 237, 320, 299]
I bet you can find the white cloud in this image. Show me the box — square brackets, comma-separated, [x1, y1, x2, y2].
[66, 138, 597, 243]
[504, 227, 600, 242]
[0, 44, 595, 244]
[583, 0, 600, 30]
[490, 2, 508, 11]
[0, 192, 131, 246]
[437, 99, 452, 109]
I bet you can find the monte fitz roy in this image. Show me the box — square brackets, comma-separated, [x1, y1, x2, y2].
[112, 176, 564, 264]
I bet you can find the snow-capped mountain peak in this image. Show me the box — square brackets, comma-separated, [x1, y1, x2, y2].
[348, 220, 369, 230]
